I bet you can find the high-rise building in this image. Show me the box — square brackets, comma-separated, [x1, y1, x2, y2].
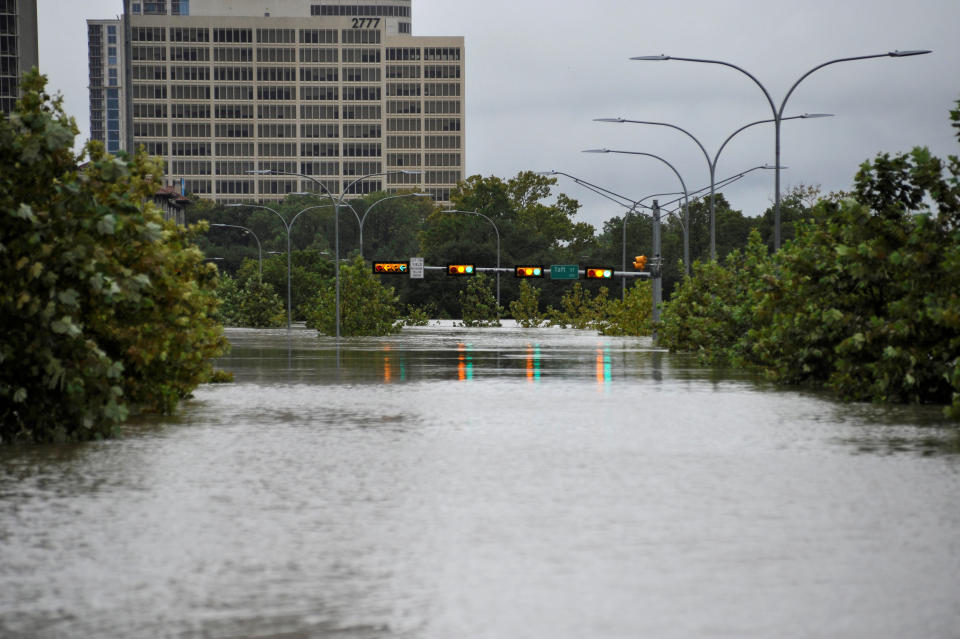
[87, 0, 464, 203]
[0, 0, 39, 114]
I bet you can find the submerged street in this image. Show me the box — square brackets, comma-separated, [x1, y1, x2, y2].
[1, 324, 958, 638]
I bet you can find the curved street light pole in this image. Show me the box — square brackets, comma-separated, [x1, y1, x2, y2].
[225, 203, 291, 329]
[210, 223, 263, 280]
[247, 169, 421, 338]
[584, 148, 690, 276]
[596, 113, 828, 260]
[226, 203, 335, 329]
[537, 170, 681, 298]
[441, 209, 501, 307]
[354, 192, 432, 258]
[631, 50, 930, 249]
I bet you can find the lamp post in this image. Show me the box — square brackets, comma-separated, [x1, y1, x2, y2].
[584, 148, 690, 275]
[247, 169, 423, 338]
[537, 170, 689, 295]
[210, 223, 263, 280]
[631, 50, 931, 249]
[226, 202, 334, 329]
[595, 113, 829, 259]
[440, 209, 501, 307]
[350, 192, 432, 258]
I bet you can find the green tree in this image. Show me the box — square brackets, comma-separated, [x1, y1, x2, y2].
[305, 255, 402, 336]
[509, 280, 545, 327]
[598, 281, 654, 336]
[659, 231, 771, 363]
[458, 273, 502, 327]
[546, 283, 611, 330]
[236, 279, 285, 328]
[0, 71, 228, 443]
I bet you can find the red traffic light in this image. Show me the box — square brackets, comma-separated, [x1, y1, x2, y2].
[447, 264, 476, 276]
[632, 255, 647, 270]
[585, 267, 613, 279]
[514, 265, 544, 278]
[372, 261, 409, 274]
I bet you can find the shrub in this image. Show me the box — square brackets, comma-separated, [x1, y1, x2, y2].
[458, 273, 502, 327]
[305, 255, 402, 336]
[0, 71, 228, 443]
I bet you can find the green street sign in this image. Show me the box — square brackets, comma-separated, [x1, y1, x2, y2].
[550, 264, 579, 280]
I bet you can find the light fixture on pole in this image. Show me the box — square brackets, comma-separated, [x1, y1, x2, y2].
[226, 202, 334, 329]
[631, 50, 930, 249]
[584, 148, 691, 274]
[594, 113, 830, 259]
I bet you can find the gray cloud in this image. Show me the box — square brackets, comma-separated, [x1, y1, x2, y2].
[39, 0, 959, 230]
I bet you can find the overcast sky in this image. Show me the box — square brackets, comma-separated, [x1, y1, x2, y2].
[38, 0, 959, 230]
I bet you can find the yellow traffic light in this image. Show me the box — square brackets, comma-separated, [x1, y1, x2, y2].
[585, 267, 613, 279]
[447, 264, 475, 276]
[632, 255, 647, 270]
[514, 265, 544, 278]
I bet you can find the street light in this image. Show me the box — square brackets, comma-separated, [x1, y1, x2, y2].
[210, 223, 263, 280]
[584, 148, 691, 275]
[537, 169, 691, 294]
[226, 202, 334, 329]
[440, 209, 501, 307]
[594, 113, 829, 259]
[631, 50, 931, 249]
[346, 192, 432, 258]
[248, 169, 423, 338]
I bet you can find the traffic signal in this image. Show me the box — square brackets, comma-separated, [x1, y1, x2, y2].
[514, 265, 544, 278]
[632, 255, 647, 270]
[447, 264, 475, 276]
[372, 261, 409, 274]
[585, 267, 613, 279]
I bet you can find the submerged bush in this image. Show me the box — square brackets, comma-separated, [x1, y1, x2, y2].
[0, 71, 228, 443]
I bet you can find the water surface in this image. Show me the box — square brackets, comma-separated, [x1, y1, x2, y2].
[1, 324, 958, 638]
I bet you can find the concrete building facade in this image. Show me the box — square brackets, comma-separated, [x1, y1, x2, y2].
[88, 0, 464, 203]
[0, 0, 38, 114]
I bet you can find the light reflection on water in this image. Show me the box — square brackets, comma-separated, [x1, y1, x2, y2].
[0, 323, 958, 638]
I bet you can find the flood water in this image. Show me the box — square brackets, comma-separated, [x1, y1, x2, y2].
[1, 323, 959, 638]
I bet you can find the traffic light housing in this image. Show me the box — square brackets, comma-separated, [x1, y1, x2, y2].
[585, 267, 613, 279]
[632, 255, 647, 270]
[372, 261, 409, 274]
[447, 264, 475, 276]
[514, 265, 545, 278]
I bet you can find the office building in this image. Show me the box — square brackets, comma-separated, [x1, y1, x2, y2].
[0, 0, 38, 114]
[87, 0, 464, 203]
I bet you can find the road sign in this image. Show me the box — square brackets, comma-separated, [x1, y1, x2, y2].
[409, 257, 424, 279]
[550, 264, 579, 280]
[372, 261, 408, 274]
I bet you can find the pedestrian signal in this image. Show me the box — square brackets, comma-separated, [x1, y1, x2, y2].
[632, 255, 647, 270]
[447, 264, 475, 276]
[372, 261, 409, 274]
[585, 267, 613, 279]
[514, 265, 544, 278]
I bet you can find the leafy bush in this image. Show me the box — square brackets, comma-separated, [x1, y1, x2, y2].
[545, 283, 610, 329]
[660, 100, 960, 418]
[509, 280, 545, 327]
[659, 232, 770, 362]
[0, 71, 228, 443]
[458, 273, 502, 327]
[597, 281, 654, 336]
[305, 255, 402, 336]
[400, 304, 431, 326]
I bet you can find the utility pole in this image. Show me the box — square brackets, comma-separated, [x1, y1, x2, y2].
[652, 200, 662, 339]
